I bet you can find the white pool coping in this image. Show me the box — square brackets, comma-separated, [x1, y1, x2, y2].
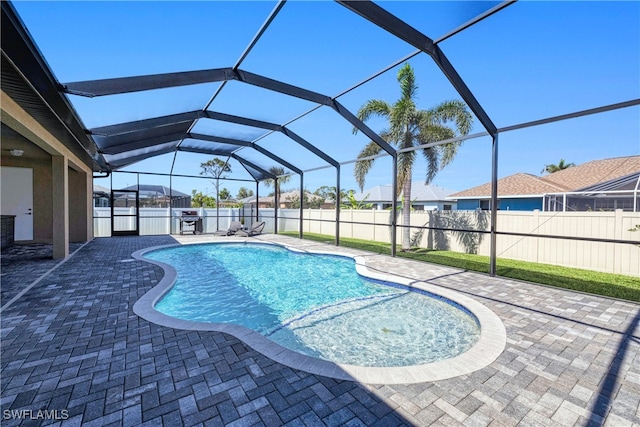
[132, 239, 506, 385]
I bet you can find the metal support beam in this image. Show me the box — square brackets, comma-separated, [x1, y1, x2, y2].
[229, 154, 276, 180]
[204, 111, 281, 131]
[391, 154, 398, 257]
[63, 68, 233, 97]
[71, 65, 390, 166]
[274, 178, 279, 234]
[255, 181, 260, 223]
[90, 110, 324, 174]
[299, 173, 304, 239]
[280, 127, 339, 167]
[187, 133, 253, 147]
[252, 145, 302, 174]
[335, 165, 341, 247]
[236, 69, 332, 105]
[187, 133, 303, 174]
[96, 120, 191, 148]
[105, 144, 177, 169]
[2, 1, 108, 171]
[99, 133, 184, 155]
[202, 0, 287, 111]
[332, 100, 395, 155]
[90, 111, 203, 136]
[336, 0, 497, 136]
[216, 173, 220, 231]
[489, 134, 499, 276]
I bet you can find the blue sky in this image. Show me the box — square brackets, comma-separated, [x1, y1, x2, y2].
[14, 1, 640, 199]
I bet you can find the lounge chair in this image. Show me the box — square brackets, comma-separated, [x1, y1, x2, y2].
[213, 221, 243, 236]
[235, 221, 265, 237]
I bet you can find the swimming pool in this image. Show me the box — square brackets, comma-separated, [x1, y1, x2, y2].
[133, 239, 506, 384]
[143, 242, 479, 366]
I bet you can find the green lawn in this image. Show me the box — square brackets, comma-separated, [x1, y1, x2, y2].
[280, 231, 640, 302]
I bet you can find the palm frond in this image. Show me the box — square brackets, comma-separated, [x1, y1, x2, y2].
[416, 122, 455, 145]
[439, 140, 462, 168]
[352, 63, 473, 193]
[432, 100, 474, 136]
[390, 98, 417, 135]
[397, 63, 418, 102]
[354, 141, 383, 191]
[263, 166, 291, 199]
[353, 100, 392, 134]
[416, 124, 459, 168]
[421, 146, 439, 184]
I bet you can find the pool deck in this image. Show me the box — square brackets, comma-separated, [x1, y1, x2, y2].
[1, 234, 639, 426]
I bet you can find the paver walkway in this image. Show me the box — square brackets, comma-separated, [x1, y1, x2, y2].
[1, 235, 638, 426]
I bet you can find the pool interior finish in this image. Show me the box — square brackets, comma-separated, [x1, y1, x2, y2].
[146, 242, 480, 367]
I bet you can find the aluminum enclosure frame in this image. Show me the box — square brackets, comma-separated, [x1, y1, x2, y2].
[3, 0, 638, 275]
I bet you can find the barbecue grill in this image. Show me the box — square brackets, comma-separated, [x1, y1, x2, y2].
[178, 210, 202, 235]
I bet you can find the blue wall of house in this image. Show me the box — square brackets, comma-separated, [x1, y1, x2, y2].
[457, 200, 480, 210]
[456, 198, 542, 211]
[501, 198, 542, 210]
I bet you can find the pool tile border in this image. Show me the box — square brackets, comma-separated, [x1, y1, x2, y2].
[132, 238, 506, 385]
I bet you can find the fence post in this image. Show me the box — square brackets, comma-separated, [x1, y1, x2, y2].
[533, 209, 540, 263]
[614, 209, 623, 274]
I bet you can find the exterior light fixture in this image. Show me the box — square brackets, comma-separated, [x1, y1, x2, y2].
[9, 149, 24, 157]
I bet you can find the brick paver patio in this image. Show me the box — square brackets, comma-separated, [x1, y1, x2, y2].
[1, 235, 638, 426]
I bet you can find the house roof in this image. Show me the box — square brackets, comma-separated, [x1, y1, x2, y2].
[121, 184, 190, 198]
[450, 156, 640, 198]
[541, 156, 640, 191]
[449, 173, 567, 198]
[353, 182, 455, 202]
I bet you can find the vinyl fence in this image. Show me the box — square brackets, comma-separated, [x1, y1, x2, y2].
[95, 208, 237, 236]
[284, 209, 640, 277]
[94, 208, 640, 276]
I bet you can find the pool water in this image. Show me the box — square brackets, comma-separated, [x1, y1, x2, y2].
[147, 243, 480, 367]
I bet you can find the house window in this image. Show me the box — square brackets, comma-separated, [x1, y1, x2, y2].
[480, 199, 500, 210]
[443, 204, 452, 211]
[413, 205, 424, 211]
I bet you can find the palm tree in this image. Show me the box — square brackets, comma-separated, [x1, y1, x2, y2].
[263, 166, 291, 207]
[353, 63, 473, 250]
[541, 159, 575, 174]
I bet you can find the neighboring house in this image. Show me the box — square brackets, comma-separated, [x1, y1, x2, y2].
[450, 155, 640, 212]
[352, 182, 457, 210]
[93, 184, 110, 207]
[119, 184, 192, 208]
[239, 190, 326, 209]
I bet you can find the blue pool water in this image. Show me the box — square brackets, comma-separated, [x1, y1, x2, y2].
[147, 243, 480, 367]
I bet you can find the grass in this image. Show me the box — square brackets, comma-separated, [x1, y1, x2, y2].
[280, 231, 640, 302]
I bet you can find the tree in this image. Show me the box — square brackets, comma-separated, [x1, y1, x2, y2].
[286, 191, 324, 209]
[191, 190, 216, 208]
[263, 166, 291, 206]
[353, 63, 472, 250]
[541, 159, 575, 174]
[314, 186, 351, 205]
[199, 158, 231, 207]
[341, 190, 373, 210]
[237, 187, 254, 199]
[219, 188, 231, 200]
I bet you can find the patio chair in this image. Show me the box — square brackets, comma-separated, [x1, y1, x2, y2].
[213, 221, 243, 236]
[235, 221, 265, 237]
